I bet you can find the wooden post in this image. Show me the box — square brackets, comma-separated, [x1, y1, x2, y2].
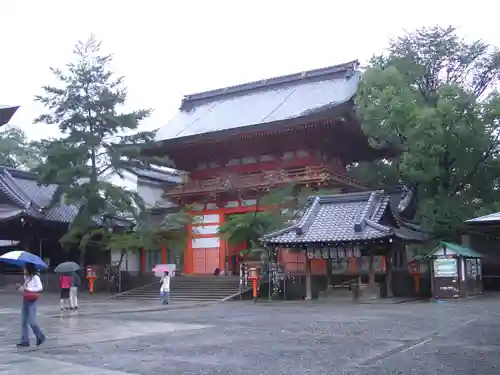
[161, 244, 167, 264]
[413, 275, 420, 294]
[325, 258, 332, 289]
[305, 257, 312, 300]
[368, 248, 375, 286]
[386, 248, 394, 298]
[140, 248, 146, 276]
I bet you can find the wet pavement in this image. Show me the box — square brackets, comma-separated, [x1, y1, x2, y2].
[1, 295, 500, 374]
[0, 291, 209, 317]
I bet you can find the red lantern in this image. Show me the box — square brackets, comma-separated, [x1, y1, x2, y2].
[408, 260, 420, 276]
[407, 260, 421, 294]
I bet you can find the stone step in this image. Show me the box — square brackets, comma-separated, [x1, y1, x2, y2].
[118, 290, 239, 297]
[122, 288, 239, 294]
[147, 288, 240, 292]
[113, 276, 244, 302]
[116, 295, 228, 302]
[121, 291, 239, 296]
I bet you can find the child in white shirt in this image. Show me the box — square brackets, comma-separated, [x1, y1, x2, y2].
[160, 271, 170, 305]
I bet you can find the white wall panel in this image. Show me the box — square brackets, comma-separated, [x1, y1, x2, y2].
[225, 201, 239, 208]
[111, 250, 140, 272]
[195, 225, 220, 235]
[192, 237, 220, 249]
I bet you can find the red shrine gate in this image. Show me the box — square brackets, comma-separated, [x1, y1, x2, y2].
[145, 61, 393, 275]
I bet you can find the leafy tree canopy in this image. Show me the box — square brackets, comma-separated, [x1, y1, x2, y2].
[0, 125, 42, 170]
[107, 208, 194, 255]
[352, 26, 500, 236]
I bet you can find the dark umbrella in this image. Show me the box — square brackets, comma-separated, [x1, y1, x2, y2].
[54, 261, 80, 273]
[0, 105, 19, 127]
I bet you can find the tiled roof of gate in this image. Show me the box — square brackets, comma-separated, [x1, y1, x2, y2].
[262, 190, 429, 245]
[155, 61, 360, 142]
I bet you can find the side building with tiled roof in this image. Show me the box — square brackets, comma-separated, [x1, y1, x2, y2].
[261, 188, 429, 299]
[0, 165, 180, 278]
[0, 166, 84, 285]
[462, 212, 500, 290]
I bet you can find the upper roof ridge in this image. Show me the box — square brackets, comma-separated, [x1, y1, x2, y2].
[180, 60, 359, 110]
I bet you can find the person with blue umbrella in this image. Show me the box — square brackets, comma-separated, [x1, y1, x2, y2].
[0, 250, 47, 347]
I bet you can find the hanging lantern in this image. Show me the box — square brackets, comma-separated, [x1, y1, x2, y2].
[353, 245, 361, 258]
[330, 247, 338, 259]
[314, 249, 322, 259]
[338, 248, 346, 259]
[346, 247, 353, 258]
[321, 248, 329, 259]
[306, 247, 314, 259]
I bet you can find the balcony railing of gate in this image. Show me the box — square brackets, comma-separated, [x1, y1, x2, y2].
[164, 165, 367, 198]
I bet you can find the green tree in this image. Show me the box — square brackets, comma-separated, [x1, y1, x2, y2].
[0, 125, 42, 169]
[106, 208, 194, 271]
[354, 26, 500, 236]
[33, 35, 155, 252]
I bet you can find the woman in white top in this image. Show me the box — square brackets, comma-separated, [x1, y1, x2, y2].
[160, 271, 170, 305]
[16, 262, 46, 347]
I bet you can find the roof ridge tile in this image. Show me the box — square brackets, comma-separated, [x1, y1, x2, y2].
[295, 196, 321, 235]
[181, 61, 359, 107]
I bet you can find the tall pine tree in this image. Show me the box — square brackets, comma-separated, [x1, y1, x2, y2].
[34, 35, 155, 251]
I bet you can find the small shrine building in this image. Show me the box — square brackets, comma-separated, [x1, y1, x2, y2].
[261, 189, 428, 299]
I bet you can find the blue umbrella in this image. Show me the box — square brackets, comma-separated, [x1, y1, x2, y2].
[0, 251, 48, 269]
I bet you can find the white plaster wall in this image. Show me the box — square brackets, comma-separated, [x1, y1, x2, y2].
[192, 214, 220, 224]
[137, 179, 165, 208]
[192, 237, 220, 248]
[111, 250, 140, 272]
[195, 225, 220, 235]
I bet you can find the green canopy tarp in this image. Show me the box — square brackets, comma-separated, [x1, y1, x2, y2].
[425, 241, 483, 259]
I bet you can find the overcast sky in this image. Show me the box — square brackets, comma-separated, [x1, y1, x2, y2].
[2, 0, 499, 143]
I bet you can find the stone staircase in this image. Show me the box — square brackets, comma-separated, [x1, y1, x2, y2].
[113, 276, 244, 302]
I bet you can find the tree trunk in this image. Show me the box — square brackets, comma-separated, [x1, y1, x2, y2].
[79, 249, 85, 269]
[116, 249, 126, 272]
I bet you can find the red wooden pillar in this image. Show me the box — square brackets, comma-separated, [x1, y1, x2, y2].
[218, 213, 226, 272]
[349, 255, 356, 273]
[161, 244, 167, 264]
[141, 248, 146, 275]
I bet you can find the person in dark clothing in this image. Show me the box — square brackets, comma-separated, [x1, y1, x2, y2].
[231, 254, 237, 276]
